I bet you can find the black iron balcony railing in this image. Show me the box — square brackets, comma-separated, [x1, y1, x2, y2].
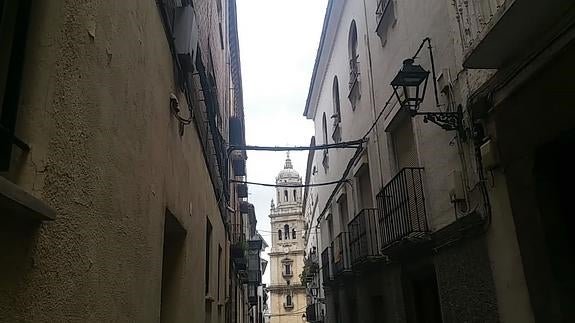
[377, 167, 429, 250]
[375, 0, 395, 42]
[331, 232, 351, 276]
[306, 304, 318, 322]
[376, 0, 392, 19]
[230, 223, 245, 245]
[236, 183, 248, 198]
[455, 0, 506, 51]
[230, 223, 246, 262]
[321, 247, 332, 285]
[349, 208, 381, 266]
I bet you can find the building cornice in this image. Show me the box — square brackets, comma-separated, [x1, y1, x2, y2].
[268, 249, 305, 257]
[267, 284, 306, 292]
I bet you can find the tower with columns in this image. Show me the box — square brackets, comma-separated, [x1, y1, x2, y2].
[268, 154, 306, 323]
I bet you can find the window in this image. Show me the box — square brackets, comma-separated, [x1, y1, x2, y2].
[161, 210, 186, 322]
[284, 190, 288, 202]
[332, 76, 343, 143]
[205, 218, 212, 295]
[327, 216, 334, 242]
[284, 224, 290, 239]
[333, 76, 342, 123]
[337, 194, 349, 227]
[293, 189, 297, 201]
[284, 263, 292, 275]
[322, 113, 329, 145]
[348, 20, 361, 108]
[322, 113, 329, 172]
[286, 294, 293, 306]
[278, 229, 282, 240]
[391, 116, 418, 171]
[356, 164, 374, 210]
[292, 228, 296, 239]
[0, 0, 33, 171]
[217, 246, 222, 301]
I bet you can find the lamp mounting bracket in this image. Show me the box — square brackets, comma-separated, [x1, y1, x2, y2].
[417, 112, 461, 131]
[412, 109, 466, 140]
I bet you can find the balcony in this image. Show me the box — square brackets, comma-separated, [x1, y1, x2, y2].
[248, 284, 258, 306]
[348, 57, 360, 92]
[306, 304, 318, 322]
[303, 252, 320, 283]
[232, 157, 246, 177]
[283, 302, 294, 310]
[377, 167, 429, 251]
[247, 241, 262, 285]
[459, 0, 574, 68]
[375, 0, 395, 44]
[320, 247, 333, 285]
[349, 208, 382, 266]
[282, 270, 293, 278]
[331, 232, 351, 277]
[236, 184, 248, 198]
[230, 223, 246, 259]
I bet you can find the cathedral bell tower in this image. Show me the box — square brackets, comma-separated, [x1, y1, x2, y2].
[268, 153, 306, 322]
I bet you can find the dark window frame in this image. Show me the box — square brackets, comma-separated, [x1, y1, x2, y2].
[0, 0, 33, 171]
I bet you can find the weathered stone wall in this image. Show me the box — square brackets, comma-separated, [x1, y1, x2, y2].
[435, 236, 499, 323]
[0, 1, 230, 322]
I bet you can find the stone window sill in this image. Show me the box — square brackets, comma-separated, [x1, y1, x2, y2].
[0, 176, 55, 221]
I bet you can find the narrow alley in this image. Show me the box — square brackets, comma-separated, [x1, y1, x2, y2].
[1, 0, 574, 323]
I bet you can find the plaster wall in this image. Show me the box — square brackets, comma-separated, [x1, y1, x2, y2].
[308, 0, 384, 252]
[308, 0, 462, 267]
[0, 1, 231, 322]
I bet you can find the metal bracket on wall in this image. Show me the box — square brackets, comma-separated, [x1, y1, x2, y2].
[414, 107, 465, 140]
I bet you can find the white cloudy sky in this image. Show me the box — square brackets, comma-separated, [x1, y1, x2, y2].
[236, 0, 328, 285]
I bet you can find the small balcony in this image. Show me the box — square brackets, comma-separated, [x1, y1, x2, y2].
[375, 0, 395, 44]
[349, 208, 382, 266]
[230, 223, 246, 259]
[306, 304, 318, 322]
[377, 167, 429, 251]
[348, 57, 360, 92]
[236, 184, 248, 198]
[459, 0, 573, 68]
[331, 232, 351, 277]
[232, 157, 246, 177]
[282, 270, 293, 278]
[248, 284, 258, 306]
[303, 252, 320, 282]
[320, 247, 333, 285]
[283, 302, 294, 310]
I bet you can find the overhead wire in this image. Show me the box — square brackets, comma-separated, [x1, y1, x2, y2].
[228, 139, 365, 153]
[233, 40, 430, 228]
[230, 179, 346, 188]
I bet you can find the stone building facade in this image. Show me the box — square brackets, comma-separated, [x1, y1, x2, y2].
[302, 0, 575, 322]
[0, 0, 265, 322]
[268, 155, 307, 323]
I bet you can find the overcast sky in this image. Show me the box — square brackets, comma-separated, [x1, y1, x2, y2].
[236, 0, 328, 286]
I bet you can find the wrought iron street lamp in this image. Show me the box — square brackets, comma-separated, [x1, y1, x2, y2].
[391, 58, 429, 113]
[390, 38, 464, 138]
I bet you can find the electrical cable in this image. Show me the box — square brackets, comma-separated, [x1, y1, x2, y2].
[228, 139, 365, 153]
[230, 179, 346, 188]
